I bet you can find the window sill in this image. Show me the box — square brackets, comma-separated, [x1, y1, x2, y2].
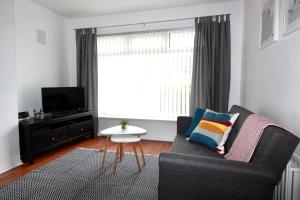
[98, 116, 178, 122]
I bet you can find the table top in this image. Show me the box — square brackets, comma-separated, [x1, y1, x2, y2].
[111, 135, 141, 143]
[100, 125, 147, 136]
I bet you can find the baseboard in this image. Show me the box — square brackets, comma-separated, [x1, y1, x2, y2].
[0, 160, 23, 174]
[140, 136, 173, 142]
[139, 138, 173, 143]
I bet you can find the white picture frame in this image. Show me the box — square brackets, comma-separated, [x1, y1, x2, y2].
[283, 0, 300, 35]
[259, 0, 280, 48]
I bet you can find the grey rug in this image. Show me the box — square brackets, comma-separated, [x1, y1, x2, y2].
[0, 148, 159, 200]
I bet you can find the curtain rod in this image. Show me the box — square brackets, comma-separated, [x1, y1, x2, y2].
[74, 14, 230, 30]
[97, 17, 194, 29]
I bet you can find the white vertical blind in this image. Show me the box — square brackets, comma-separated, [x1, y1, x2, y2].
[97, 28, 194, 120]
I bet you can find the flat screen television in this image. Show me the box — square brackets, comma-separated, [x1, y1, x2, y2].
[41, 87, 85, 114]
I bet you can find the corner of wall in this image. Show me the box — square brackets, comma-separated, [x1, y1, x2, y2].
[239, 0, 247, 107]
[0, 0, 21, 174]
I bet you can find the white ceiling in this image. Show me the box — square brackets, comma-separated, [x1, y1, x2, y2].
[31, 0, 234, 18]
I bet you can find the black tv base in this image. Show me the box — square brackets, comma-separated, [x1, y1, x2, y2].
[19, 111, 95, 164]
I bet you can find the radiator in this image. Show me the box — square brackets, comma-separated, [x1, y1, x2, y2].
[273, 159, 300, 200]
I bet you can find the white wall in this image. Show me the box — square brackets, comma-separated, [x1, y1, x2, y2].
[15, 0, 68, 113]
[0, 0, 69, 174]
[65, 0, 245, 141]
[241, 0, 300, 155]
[0, 0, 22, 173]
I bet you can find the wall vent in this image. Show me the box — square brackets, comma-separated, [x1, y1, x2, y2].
[36, 29, 46, 45]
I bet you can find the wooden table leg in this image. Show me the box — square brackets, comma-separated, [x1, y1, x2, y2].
[120, 143, 123, 161]
[133, 143, 141, 173]
[139, 141, 146, 166]
[113, 144, 121, 173]
[102, 136, 110, 167]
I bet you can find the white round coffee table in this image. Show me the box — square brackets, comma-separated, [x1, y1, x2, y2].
[100, 125, 147, 168]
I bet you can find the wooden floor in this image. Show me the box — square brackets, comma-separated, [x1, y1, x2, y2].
[0, 136, 172, 187]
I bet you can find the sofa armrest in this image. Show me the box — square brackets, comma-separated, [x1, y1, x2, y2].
[159, 152, 277, 200]
[177, 116, 193, 135]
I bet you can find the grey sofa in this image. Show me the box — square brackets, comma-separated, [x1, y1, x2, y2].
[158, 105, 300, 200]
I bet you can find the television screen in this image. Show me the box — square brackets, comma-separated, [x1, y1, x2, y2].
[42, 87, 85, 113]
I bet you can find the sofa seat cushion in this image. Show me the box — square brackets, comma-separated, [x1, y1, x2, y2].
[171, 134, 224, 159]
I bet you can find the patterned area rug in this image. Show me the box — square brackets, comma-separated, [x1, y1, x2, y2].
[0, 148, 159, 200]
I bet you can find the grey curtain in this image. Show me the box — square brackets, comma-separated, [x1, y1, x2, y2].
[190, 14, 231, 114]
[76, 28, 98, 133]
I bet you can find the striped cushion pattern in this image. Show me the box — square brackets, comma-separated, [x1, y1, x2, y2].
[189, 109, 239, 154]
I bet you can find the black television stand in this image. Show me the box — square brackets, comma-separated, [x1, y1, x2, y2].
[19, 111, 95, 164]
[50, 110, 86, 118]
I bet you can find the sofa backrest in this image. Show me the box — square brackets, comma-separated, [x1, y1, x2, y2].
[228, 105, 299, 180]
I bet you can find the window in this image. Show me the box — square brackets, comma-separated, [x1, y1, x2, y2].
[98, 28, 194, 120]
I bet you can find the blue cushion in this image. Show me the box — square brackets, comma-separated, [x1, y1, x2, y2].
[184, 108, 205, 137]
[202, 112, 231, 122]
[189, 132, 218, 149]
